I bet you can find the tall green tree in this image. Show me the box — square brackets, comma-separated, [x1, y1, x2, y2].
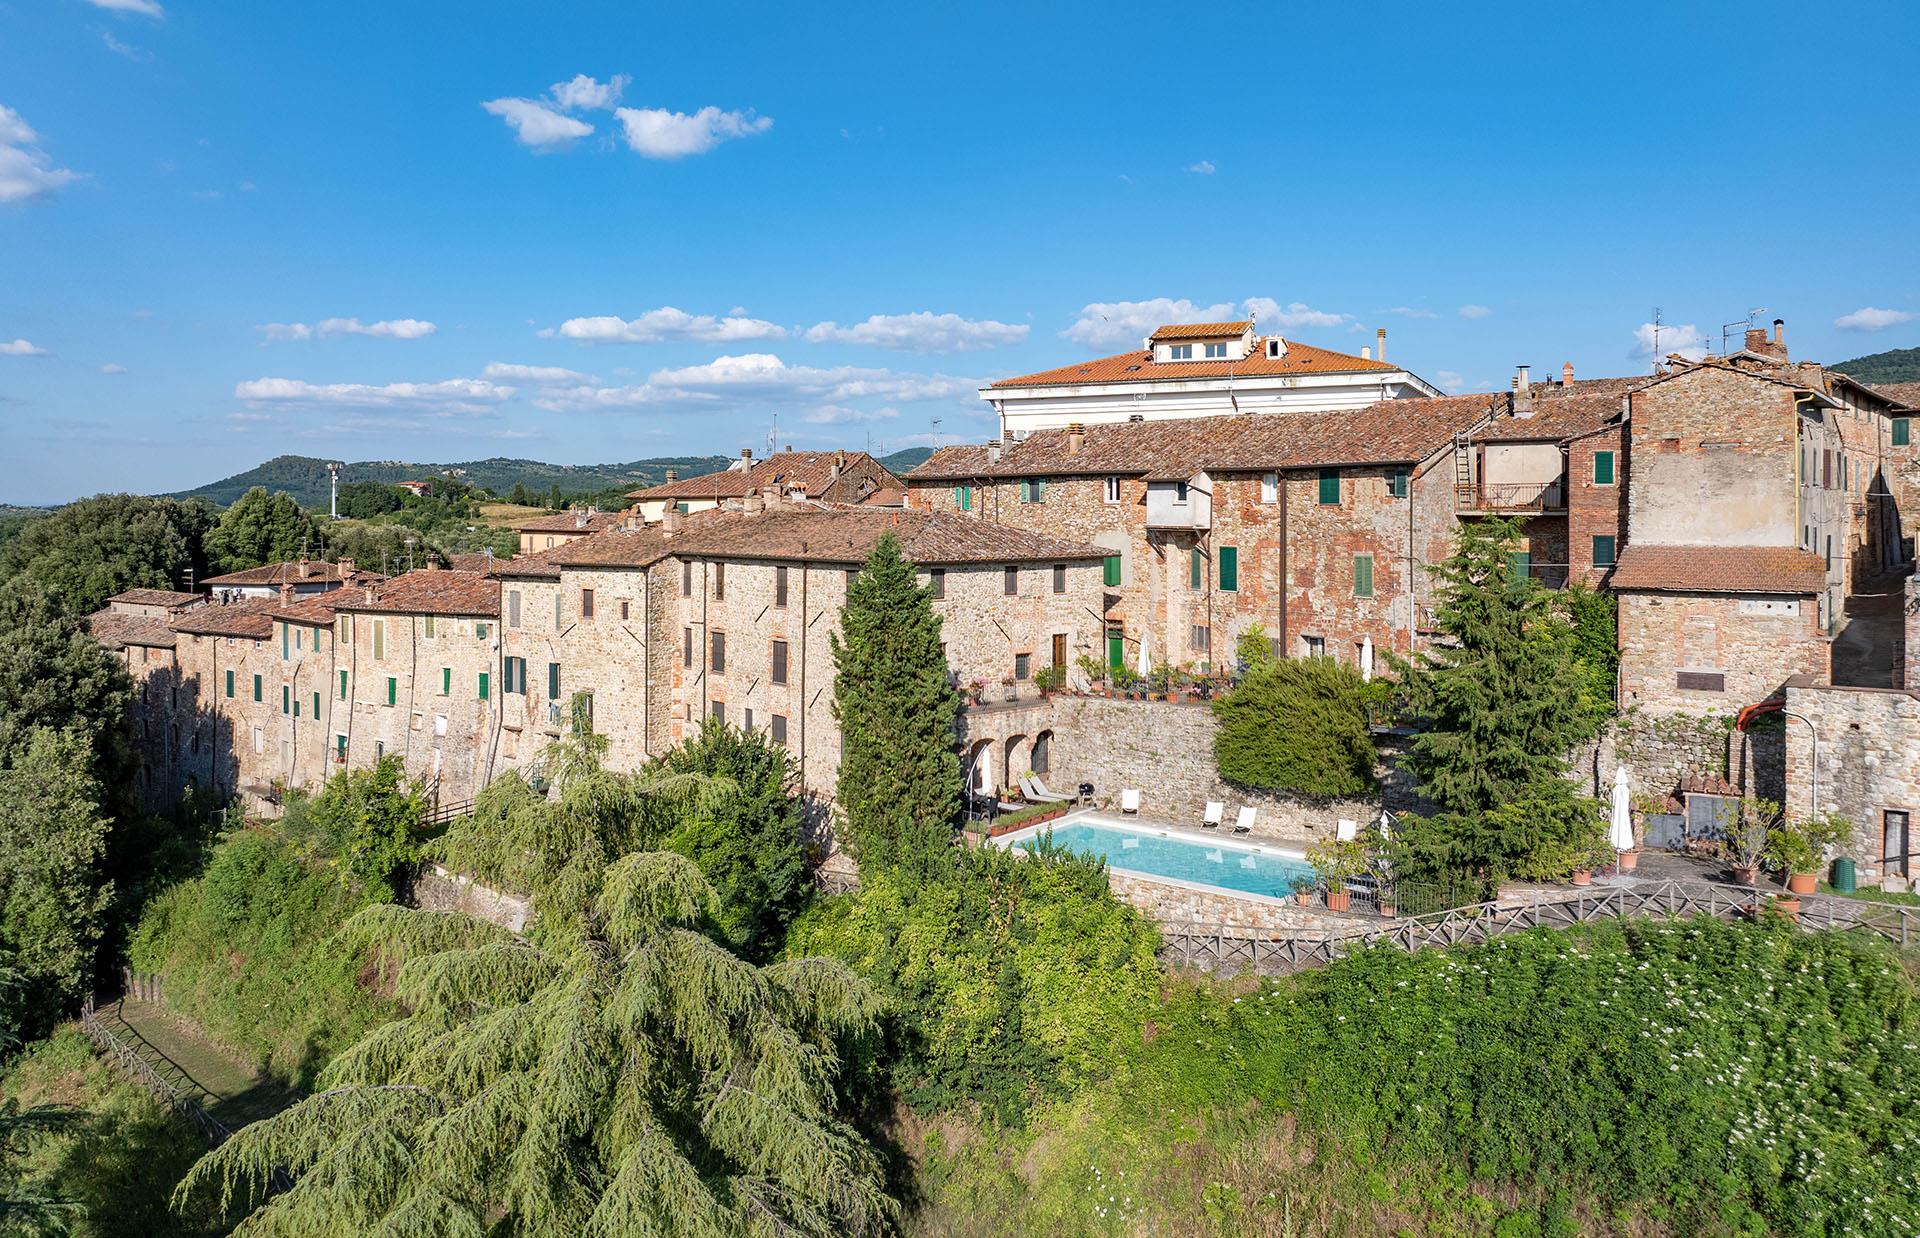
[0, 494, 212, 615]
[0, 581, 132, 783]
[1212, 655, 1377, 797]
[1388, 518, 1597, 889]
[296, 756, 425, 899]
[658, 721, 808, 961]
[830, 534, 962, 880]
[204, 486, 321, 573]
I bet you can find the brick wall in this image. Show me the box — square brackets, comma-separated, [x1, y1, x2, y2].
[1567, 424, 1626, 587]
[1617, 590, 1828, 714]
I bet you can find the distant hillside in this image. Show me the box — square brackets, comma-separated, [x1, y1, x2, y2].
[176, 448, 938, 509]
[1833, 345, 1920, 384]
[172, 454, 731, 509]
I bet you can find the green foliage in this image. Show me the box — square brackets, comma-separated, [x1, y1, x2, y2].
[170, 452, 729, 510]
[786, 843, 1160, 1118]
[1832, 344, 1920, 384]
[297, 756, 425, 898]
[177, 854, 891, 1235]
[1233, 622, 1278, 677]
[1763, 809, 1851, 876]
[0, 494, 213, 617]
[128, 832, 395, 1089]
[1562, 581, 1619, 737]
[203, 486, 321, 573]
[1211, 655, 1378, 797]
[331, 480, 404, 520]
[830, 534, 962, 880]
[656, 721, 808, 961]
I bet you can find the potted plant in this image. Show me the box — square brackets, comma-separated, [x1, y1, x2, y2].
[1289, 875, 1316, 907]
[1725, 795, 1777, 885]
[1034, 664, 1066, 697]
[1306, 834, 1369, 913]
[999, 675, 1018, 703]
[1767, 810, 1849, 895]
[1112, 666, 1143, 699]
[1074, 654, 1108, 696]
[1147, 664, 1173, 700]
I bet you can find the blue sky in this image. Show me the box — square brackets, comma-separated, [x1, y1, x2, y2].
[3, 0, 1918, 504]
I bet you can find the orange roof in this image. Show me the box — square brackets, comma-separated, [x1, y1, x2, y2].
[1610, 545, 1827, 595]
[332, 569, 500, 618]
[626, 450, 902, 503]
[512, 510, 625, 534]
[1149, 321, 1251, 341]
[988, 336, 1396, 389]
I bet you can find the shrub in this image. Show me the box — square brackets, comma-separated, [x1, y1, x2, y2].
[296, 755, 424, 898]
[1211, 657, 1377, 797]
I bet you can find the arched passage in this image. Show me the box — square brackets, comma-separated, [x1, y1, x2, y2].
[1003, 733, 1028, 789]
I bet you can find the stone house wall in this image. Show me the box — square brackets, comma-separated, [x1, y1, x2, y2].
[1617, 589, 1828, 715]
[335, 609, 498, 805]
[172, 630, 280, 806]
[1782, 677, 1920, 883]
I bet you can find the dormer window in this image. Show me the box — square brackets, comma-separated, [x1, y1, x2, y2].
[1169, 344, 1193, 360]
[1204, 343, 1227, 359]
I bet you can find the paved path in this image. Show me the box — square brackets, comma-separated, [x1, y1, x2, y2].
[94, 997, 296, 1129]
[1832, 583, 1906, 688]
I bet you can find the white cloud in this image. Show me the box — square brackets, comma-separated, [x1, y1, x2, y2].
[0, 105, 81, 204]
[1632, 321, 1707, 362]
[482, 362, 590, 384]
[234, 376, 514, 413]
[1242, 298, 1350, 331]
[1185, 160, 1215, 175]
[549, 307, 786, 345]
[1835, 306, 1915, 332]
[1389, 306, 1439, 319]
[1458, 304, 1492, 319]
[1062, 298, 1236, 349]
[258, 317, 438, 342]
[481, 98, 593, 151]
[85, 0, 163, 15]
[536, 353, 976, 412]
[1, 338, 46, 356]
[101, 32, 149, 60]
[614, 106, 771, 159]
[549, 74, 628, 111]
[805, 404, 901, 424]
[1435, 370, 1467, 394]
[100, 362, 127, 374]
[804, 312, 1028, 354]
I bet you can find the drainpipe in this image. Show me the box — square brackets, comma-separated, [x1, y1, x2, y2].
[1277, 475, 1288, 657]
[1780, 707, 1819, 818]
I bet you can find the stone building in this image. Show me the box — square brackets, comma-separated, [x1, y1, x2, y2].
[201, 557, 380, 601]
[513, 509, 624, 555]
[626, 449, 903, 524]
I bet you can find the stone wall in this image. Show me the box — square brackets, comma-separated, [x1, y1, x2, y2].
[1782, 676, 1920, 884]
[1617, 589, 1828, 715]
[1567, 423, 1626, 588]
[1574, 708, 1779, 803]
[411, 865, 531, 933]
[1107, 871, 1373, 933]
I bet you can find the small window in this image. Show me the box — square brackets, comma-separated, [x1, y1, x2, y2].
[554, 592, 563, 629]
[385, 676, 397, 706]
[1894, 417, 1911, 447]
[1104, 476, 1121, 503]
[1388, 468, 1410, 499]
[509, 590, 522, 627]
[1593, 450, 1616, 486]
[1302, 635, 1325, 659]
[1219, 546, 1238, 592]
[1260, 472, 1277, 503]
[1318, 468, 1340, 505]
[710, 631, 726, 674]
[711, 700, 725, 723]
[372, 619, 385, 660]
[477, 671, 490, 700]
[423, 615, 435, 639]
[225, 669, 234, 698]
[440, 666, 451, 696]
[772, 639, 788, 685]
[771, 714, 787, 746]
[1592, 535, 1617, 568]
[581, 588, 594, 619]
[281, 684, 290, 715]
[955, 484, 972, 511]
[1014, 653, 1031, 680]
[775, 565, 789, 607]
[252, 673, 262, 702]
[335, 733, 347, 758]
[1102, 554, 1122, 588]
[1169, 343, 1193, 360]
[929, 568, 945, 599]
[1354, 553, 1374, 598]
[845, 569, 858, 591]
[312, 691, 320, 717]
[743, 707, 754, 731]
[713, 563, 725, 601]
[1032, 731, 1050, 774]
[1174, 480, 1189, 503]
[1052, 563, 1066, 594]
[1189, 548, 1203, 590]
[1022, 478, 1046, 503]
[683, 627, 693, 668]
[619, 600, 630, 621]
[548, 661, 561, 699]
[1190, 624, 1211, 651]
[681, 561, 693, 596]
[475, 622, 488, 640]
[338, 669, 347, 700]
[1203, 342, 1227, 359]
[1003, 566, 1018, 596]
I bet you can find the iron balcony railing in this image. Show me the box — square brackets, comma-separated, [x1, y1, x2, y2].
[1457, 479, 1566, 512]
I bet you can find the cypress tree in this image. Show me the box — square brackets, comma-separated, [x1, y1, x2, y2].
[830, 534, 961, 880]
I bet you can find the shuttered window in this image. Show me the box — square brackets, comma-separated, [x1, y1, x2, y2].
[253, 674, 262, 702]
[312, 691, 321, 718]
[1052, 563, 1066, 593]
[955, 484, 972, 511]
[1318, 468, 1340, 505]
[710, 631, 726, 674]
[441, 666, 451, 696]
[548, 662, 561, 698]
[929, 568, 945, 599]
[1592, 450, 1616, 485]
[1189, 548, 1203, 590]
[282, 685, 290, 714]
[775, 566, 788, 607]
[1894, 417, 1911, 447]
[477, 671, 490, 700]
[338, 669, 347, 700]
[1388, 468, 1410, 498]
[771, 714, 787, 746]
[385, 676, 397, 706]
[1103, 554, 1122, 587]
[372, 619, 384, 660]
[772, 639, 788, 685]
[225, 669, 234, 698]
[1219, 546, 1238, 592]
[1592, 535, 1617, 567]
[1353, 553, 1374, 598]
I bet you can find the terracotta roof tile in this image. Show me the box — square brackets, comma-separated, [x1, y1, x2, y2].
[627, 451, 903, 503]
[674, 505, 1106, 566]
[332, 569, 500, 617]
[1872, 381, 1920, 410]
[511, 510, 626, 534]
[1473, 390, 1629, 443]
[1610, 545, 1827, 595]
[201, 559, 383, 588]
[269, 592, 349, 626]
[1149, 321, 1251, 341]
[988, 335, 1395, 389]
[107, 588, 203, 609]
[89, 609, 177, 649]
[171, 598, 277, 638]
[911, 398, 1497, 481]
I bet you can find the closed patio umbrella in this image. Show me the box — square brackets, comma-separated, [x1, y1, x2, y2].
[1609, 766, 1635, 855]
[1360, 635, 1374, 682]
[1136, 636, 1150, 680]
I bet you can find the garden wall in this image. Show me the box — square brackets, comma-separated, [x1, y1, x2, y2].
[411, 865, 531, 933]
[1107, 870, 1375, 933]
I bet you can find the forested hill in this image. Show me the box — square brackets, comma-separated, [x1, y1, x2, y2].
[1833, 344, 1920, 383]
[171, 447, 937, 508]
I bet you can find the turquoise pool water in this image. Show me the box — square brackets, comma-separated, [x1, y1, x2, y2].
[1015, 819, 1317, 900]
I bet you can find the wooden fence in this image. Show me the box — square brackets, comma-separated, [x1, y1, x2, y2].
[78, 990, 232, 1148]
[1158, 879, 1920, 975]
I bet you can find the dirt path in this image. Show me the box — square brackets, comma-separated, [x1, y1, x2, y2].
[95, 997, 297, 1129]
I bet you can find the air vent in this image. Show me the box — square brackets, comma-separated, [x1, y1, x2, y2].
[1128, 413, 1145, 422]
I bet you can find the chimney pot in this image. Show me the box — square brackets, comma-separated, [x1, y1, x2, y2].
[1562, 361, 1575, 387]
[1375, 327, 1386, 362]
[664, 468, 678, 483]
[1361, 346, 1371, 360]
[1066, 422, 1086, 455]
[297, 558, 311, 579]
[743, 493, 765, 515]
[740, 447, 753, 460]
[1513, 365, 1534, 417]
[338, 557, 355, 577]
[279, 582, 294, 605]
[663, 506, 684, 532]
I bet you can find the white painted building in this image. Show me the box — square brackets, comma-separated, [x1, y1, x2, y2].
[981, 321, 1440, 438]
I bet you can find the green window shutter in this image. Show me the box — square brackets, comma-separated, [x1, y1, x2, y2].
[336, 733, 346, 757]
[548, 662, 560, 698]
[1593, 450, 1616, 485]
[386, 677, 397, 706]
[225, 669, 234, 698]
[1107, 630, 1125, 670]
[1895, 418, 1911, 447]
[312, 691, 320, 717]
[476, 622, 488, 640]
[338, 669, 347, 700]
[1354, 553, 1373, 597]
[1318, 468, 1340, 505]
[281, 685, 289, 714]
[252, 674, 262, 702]
[1103, 554, 1122, 587]
[281, 624, 289, 659]
[1219, 546, 1238, 592]
[1592, 535, 1617, 567]
[1388, 469, 1409, 498]
[1035, 478, 1046, 501]
[1189, 548, 1203, 589]
[955, 485, 971, 511]
[1508, 550, 1532, 580]
[441, 667, 450, 695]
[478, 671, 490, 701]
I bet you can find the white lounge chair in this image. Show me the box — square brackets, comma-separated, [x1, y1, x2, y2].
[1120, 788, 1142, 814]
[1020, 774, 1070, 804]
[1030, 773, 1073, 802]
[1336, 818, 1359, 842]
[1232, 806, 1256, 834]
[1202, 801, 1225, 829]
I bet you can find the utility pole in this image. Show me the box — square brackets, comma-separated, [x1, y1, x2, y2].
[327, 462, 342, 519]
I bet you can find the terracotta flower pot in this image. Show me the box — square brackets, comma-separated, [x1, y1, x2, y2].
[1732, 864, 1759, 886]
[1773, 895, 1802, 920]
[1617, 849, 1639, 872]
[1325, 888, 1352, 912]
[1292, 891, 1312, 907]
[1571, 869, 1593, 887]
[1378, 903, 1398, 919]
[1787, 872, 1818, 895]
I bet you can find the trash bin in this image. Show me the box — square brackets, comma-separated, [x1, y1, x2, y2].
[1830, 856, 1856, 894]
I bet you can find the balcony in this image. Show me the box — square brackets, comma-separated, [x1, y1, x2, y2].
[1457, 479, 1566, 514]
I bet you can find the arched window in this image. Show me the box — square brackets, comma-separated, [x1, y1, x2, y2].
[1032, 730, 1052, 775]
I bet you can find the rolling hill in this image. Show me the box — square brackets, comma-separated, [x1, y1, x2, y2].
[1832, 344, 1920, 384]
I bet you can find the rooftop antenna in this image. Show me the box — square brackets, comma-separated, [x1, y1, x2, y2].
[930, 416, 942, 449]
[327, 462, 342, 520]
[1720, 307, 1769, 356]
[768, 413, 778, 459]
[1650, 307, 1662, 374]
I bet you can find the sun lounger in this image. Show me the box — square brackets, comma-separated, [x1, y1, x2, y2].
[1233, 806, 1256, 834]
[1120, 788, 1141, 814]
[1336, 818, 1358, 842]
[1030, 774, 1074, 801]
[1202, 801, 1225, 829]
[1020, 774, 1071, 804]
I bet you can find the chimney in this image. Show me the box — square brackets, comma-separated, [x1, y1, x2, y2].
[1745, 326, 1767, 354]
[740, 447, 754, 461]
[1361, 346, 1371, 361]
[1375, 327, 1386, 362]
[743, 492, 765, 515]
[664, 468, 678, 483]
[337, 557, 355, 577]
[279, 582, 294, 606]
[1066, 422, 1086, 455]
[986, 439, 1002, 466]
[663, 506, 684, 532]
[1562, 361, 1575, 387]
[1513, 365, 1534, 417]
[296, 558, 311, 579]
[830, 449, 845, 481]
[362, 585, 376, 604]
[1773, 317, 1786, 353]
[761, 484, 781, 508]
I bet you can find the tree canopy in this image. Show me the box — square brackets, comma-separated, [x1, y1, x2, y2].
[205, 487, 322, 574]
[1212, 638, 1378, 798]
[830, 534, 961, 879]
[0, 494, 212, 615]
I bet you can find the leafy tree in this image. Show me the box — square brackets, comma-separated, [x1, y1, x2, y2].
[1212, 655, 1377, 797]
[0, 730, 114, 1037]
[332, 481, 404, 520]
[0, 494, 212, 615]
[657, 721, 808, 961]
[300, 756, 425, 898]
[1564, 581, 1619, 738]
[545, 483, 564, 510]
[204, 487, 321, 573]
[0, 581, 132, 783]
[506, 483, 533, 507]
[1387, 518, 1597, 890]
[830, 534, 962, 879]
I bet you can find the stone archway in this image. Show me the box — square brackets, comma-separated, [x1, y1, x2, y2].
[967, 739, 995, 796]
[1031, 729, 1054, 777]
[1003, 734, 1028, 790]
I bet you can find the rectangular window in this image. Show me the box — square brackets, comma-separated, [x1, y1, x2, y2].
[1022, 478, 1046, 503]
[282, 684, 290, 714]
[338, 613, 352, 643]
[580, 588, 594, 619]
[1388, 468, 1410, 499]
[1052, 633, 1066, 669]
[338, 669, 347, 700]
[772, 639, 788, 685]
[929, 568, 945, 599]
[477, 671, 490, 701]
[955, 484, 972, 511]
[711, 700, 725, 723]
[1303, 635, 1325, 659]
[1318, 468, 1340, 505]
[509, 590, 521, 627]
[713, 563, 725, 600]
[743, 707, 753, 731]
[1102, 554, 1122, 587]
[1190, 547, 1203, 590]
[440, 666, 451, 696]
[1593, 450, 1616, 486]
[1353, 553, 1374, 598]
[1894, 417, 1911, 447]
[681, 560, 692, 596]
[1174, 480, 1189, 503]
[620, 600, 630, 621]
[1592, 534, 1617, 567]
[771, 714, 787, 746]
[683, 627, 693, 668]
[1104, 476, 1121, 503]
[845, 569, 858, 591]
[775, 565, 789, 607]
[547, 662, 561, 699]
[336, 733, 347, 758]
[312, 691, 320, 718]
[1014, 652, 1031, 680]
[1260, 472, 1278, 503]
[1190, 624, 1211, 651]
[385, 676, 397, 706]
[1204, 342, 1227, 359]
[1823, 449, 1832, 488]
[1003, 566, 1018, 596]
[475, 622, 488, 640]
[423, 615, 436, 639]
[1884, 811, 1910, 878]
[555, 591, 564, 629]
[1219, 546, 1238, 592]
[1169, 343, 1192, 360]
[225, 669, 234, 698]
[710, 631, 726, 674]
[252, 674, 262, 702]
[1052, 563, 1066, 593]
[372, 619, 385, 660]
[503, 657, 524, 694]
[1508, 549, 1532, 580]
[281, 623, 289, 659]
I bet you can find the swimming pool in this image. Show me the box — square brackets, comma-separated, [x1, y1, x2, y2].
[996, 814, 1318, 901]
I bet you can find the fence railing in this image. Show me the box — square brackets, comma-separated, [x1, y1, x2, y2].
[1457, 480, 1566, 512]
[79, 988, 232, 1148]
[1158, 880, 1920, 975]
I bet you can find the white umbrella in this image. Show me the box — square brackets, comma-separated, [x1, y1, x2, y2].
[1377, 809, 1394, 841]
[1608, 766, 1635, 854]
[1359, 635, 1374, 682]
[1136, 635, 1150, 679]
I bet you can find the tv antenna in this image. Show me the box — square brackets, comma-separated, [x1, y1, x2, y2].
[1649, 307, 1662, 373]
[930, 416, 943, 448]
[1721, 307, 1769, 357]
